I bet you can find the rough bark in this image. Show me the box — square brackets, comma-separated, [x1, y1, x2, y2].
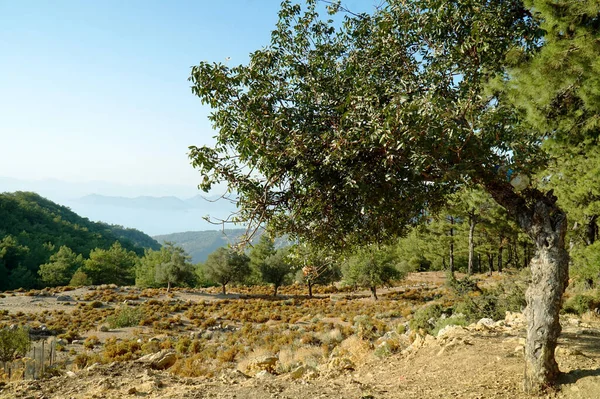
[498, 236, 504, 274]
[585, 215, 597, 246]
[483, 179, 569, 393]
[308, 281, 313, 298]
[449, 216, 455, 275]
[468, 213, 477, 275]
[487, 253, 494, 276]
[222, 284, 227, 296]
[370, 286, 378, 300]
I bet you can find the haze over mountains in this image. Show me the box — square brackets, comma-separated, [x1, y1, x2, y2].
[0, 177, 237, 235]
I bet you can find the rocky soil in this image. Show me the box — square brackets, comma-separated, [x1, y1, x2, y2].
[2, 310, 600, 399]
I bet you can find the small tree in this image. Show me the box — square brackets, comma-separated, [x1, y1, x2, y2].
[259, 247, 296, 297]
[69, 268, 92, 287]
[0, 327, 31, 376]
[154, 243, 195, 292]
[38, 246, 83, 287]
[290, 243, 340, 297]
[203, 247, 250, 295]
[342, 246, 403, 300]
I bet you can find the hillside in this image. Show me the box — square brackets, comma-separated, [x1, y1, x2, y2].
[153, 229, 249, 263]
[0, 191, 160, 289]
[154, 229, 291, 263]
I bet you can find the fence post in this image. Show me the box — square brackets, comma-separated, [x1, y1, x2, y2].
[41, 340, 45, 378]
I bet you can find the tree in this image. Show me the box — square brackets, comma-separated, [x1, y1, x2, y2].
[290, 242, 341, 297]
[38, 246, 83, 287]
[258, 247, 296, 297]
[189, 0, 581, 391]
[342, 245, 403, 300]
[0, 327, 31, 376]
[69, 268, 92, 287]
[83, 242, 138, 286]
[248, 234, 276, 284]
[154, 243, 195, 292]
[203, 247, 250, 295]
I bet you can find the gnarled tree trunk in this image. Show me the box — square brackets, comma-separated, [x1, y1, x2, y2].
[484, 180, 569, 393]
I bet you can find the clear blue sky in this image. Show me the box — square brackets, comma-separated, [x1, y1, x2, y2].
[0, 0, 374, 191]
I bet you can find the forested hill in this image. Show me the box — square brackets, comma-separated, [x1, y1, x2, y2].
[0, 191, 160, 289]
[154, 229, 290, 263]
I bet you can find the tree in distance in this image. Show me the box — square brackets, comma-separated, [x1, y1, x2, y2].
[83, 242, 138, 286]
[203, 247, 250, 295]
[342, 245, 403, 300]
[258, 247, 296, 297]
[154, 243, 195, 292]
[38, 246, 83, 287]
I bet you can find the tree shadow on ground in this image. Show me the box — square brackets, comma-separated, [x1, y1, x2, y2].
[556, 330, 600, 385]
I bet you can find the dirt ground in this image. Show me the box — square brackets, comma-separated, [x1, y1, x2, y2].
[1, 273, 600, 399]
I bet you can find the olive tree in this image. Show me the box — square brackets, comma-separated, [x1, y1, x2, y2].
[188, 0, 591, 391]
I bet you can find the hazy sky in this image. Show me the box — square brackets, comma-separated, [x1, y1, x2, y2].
[1, 0, 376, 194]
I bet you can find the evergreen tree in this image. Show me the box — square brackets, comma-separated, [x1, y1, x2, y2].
[38, 246, 83, 287]
[203, 247, 250, 295]
[154, 243, 195, 292]
[83, 242, 138, 286]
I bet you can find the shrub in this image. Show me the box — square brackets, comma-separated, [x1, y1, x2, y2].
[0, 327, 31, 363]
[563, 294, 598, 315]
[105, 306, 143, 329]
[409, 304, 444, 335]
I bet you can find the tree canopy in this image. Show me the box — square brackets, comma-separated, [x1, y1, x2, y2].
[189, 0, 599, 391]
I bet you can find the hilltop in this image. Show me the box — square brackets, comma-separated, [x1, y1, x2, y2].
[0, 191, 160, 289]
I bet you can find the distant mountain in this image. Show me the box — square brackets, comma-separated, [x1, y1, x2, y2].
[64, 194, 238, 235]
[154, 229, 291, 264]
[154, 229, 249, 263]
[0, 191, 161, 290]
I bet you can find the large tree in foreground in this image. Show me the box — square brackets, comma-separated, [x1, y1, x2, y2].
[189, 0, 598, 392]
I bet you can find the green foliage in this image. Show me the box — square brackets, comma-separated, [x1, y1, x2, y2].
[258, 247, 296, 296]
[563, 294, 599, 316]
[0, 327, 31, 363]
[38, 246, 83, 287]
[202, 247, 250, 294]
[105, 306, 144, 329]
[136, 242, 195, 289]
[342, 245, 404, 298]
[409, 304, 445, 335]
[83, 242, 138, 286]
[69, 268, 92, 287]
[0, 191, 158, 289]
[249, 235, 277, 285]
[154, 243, 195, 290]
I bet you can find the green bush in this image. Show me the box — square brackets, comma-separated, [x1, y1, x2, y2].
[409, 304, 444, 334]
[105, 306, 143, 329]
[0, 327, 31, 363]
[563, 294, 597, 315]
[432, 314, 468, 336]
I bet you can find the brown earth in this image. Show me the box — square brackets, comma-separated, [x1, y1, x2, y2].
[1, 273, 600, 399]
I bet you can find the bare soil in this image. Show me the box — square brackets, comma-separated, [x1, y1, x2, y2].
[1, 273, 600, 399]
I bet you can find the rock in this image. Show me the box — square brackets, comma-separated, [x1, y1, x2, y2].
[437, 325, 467, 339]
[514, 345, 524, 354]
[254, 370, 273, 379]
[219, 369, 250, 384]
[245, 355, 278, 374]
[99, 325, 109, 332]
[136, 350, 177, 370]
[56, 295, 74, 302]
[477, 318, 495, 327]
[290, 365, 319, 380]
[127, 387, 137, 395]
[66, 371, 77, 378]
[504, 311, 525, 326]
[327, 356, 355, 372]
[86, 363, 102, 372]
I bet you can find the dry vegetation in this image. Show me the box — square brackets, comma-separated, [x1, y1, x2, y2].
[1, 272, 600, 398]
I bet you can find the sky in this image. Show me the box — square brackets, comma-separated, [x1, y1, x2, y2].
[0, 0, 374, 196]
